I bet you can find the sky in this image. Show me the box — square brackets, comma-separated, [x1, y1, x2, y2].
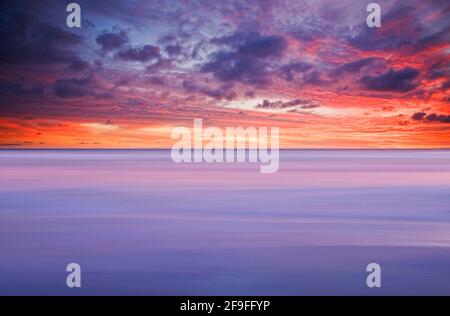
[0, 0, 449, 148]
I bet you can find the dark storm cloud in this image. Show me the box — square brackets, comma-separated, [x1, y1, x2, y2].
[0, 12, 85, 66]
[117, 45, 161, 62]
[360, 68, 420, 92]
[96, 28, 129, 52]
[412, 112, 450, 123]
[202, 32, 287, 86]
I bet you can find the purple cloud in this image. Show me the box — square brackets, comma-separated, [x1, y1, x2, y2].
[0, 12, 84, 66]
[256, 98, 319, 109]
[360, 68, 420, 92]
[202, 32, 287, 86]
[96, 27, 129, 52]
[412, 112, 450, 123]
[117, 45, 161, 62]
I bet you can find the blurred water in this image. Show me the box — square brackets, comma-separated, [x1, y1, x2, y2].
[0, 150, 449, 295]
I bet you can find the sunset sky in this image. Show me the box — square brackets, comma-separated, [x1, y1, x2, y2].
[0, 0, 449, 148]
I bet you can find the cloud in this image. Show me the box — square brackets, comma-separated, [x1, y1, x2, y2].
[96, 28, 161, 63]
[53, 75, 105, 98]
[348, 2, 450, 52]
[256, 98, 319, 109]
[360, 68, 420, 92]
[411, 112, 427, 120]
[146, 58, 174, 72]
[418, 25, 450, 48]
[124, 98, 146, 107]
[236, 33, 287, 58]
[348, 5, 416, 51]
[81, 122, 119, 132]
[424, 113, 450, 123]
[157, 34, 185, 57]
[212, 31, 286, 56]
[201, 51, 270, 85]
[441, 80, 450, 90]
[303, 70, 328, 86]
[291, 22, 329, 42]
[182, 80, 236, 100]
[332, 57, 385, 76]
[0, 80, 44, 97]
[146, 76, 165, 85]
[279, 62, 312, 81]
[68, 59, 90, 72]
[412, 112, 450, 123]
[117, 45, 161, 62]
[1, 0, 449, 148]
[202, 32, 287, 86]
[96, 27, 129, 52]
[164, 44, 183, 56]
[0, 12, 84, 66]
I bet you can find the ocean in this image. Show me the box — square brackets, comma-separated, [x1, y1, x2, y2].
[0, 149, 449, 295]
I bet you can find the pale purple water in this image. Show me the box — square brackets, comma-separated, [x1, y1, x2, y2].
[0, 150, 449, 295]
